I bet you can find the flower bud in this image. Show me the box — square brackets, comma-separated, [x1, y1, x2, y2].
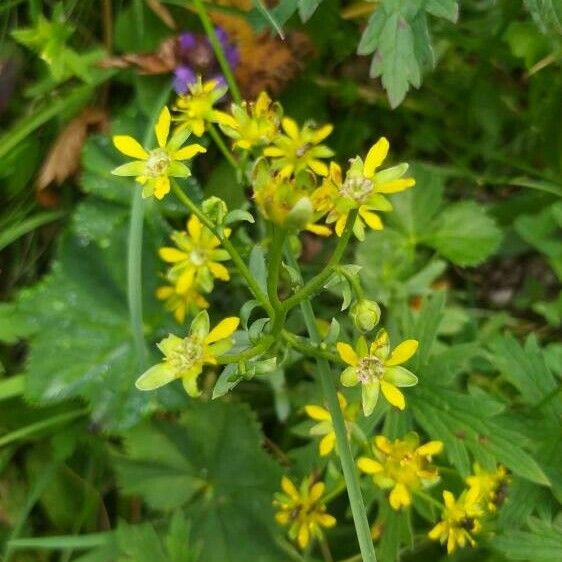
[350, 299, 381, 332]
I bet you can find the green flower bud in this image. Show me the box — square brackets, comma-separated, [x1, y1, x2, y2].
[350, 299, 381, 332]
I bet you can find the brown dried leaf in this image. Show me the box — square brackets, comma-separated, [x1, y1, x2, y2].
[147, 0, 177, 29]
[98, 37, 177, 74]
[36, 107, 108, 199]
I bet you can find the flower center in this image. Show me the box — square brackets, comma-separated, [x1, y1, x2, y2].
[295, 143, 311, 158]
[357, 355, 385, 384]
[340, 176, 373, 202]
[168, 336, 204, 370]
[189, 248, 206, 266]
[146, 148, 171, 177]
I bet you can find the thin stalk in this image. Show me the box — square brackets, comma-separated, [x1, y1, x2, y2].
[207, 123, 239, 169]
[267, 227, 287, 310]
[282, 211, 358, 312]
[285, 249, 377, 562]
[413, 490, 443, 511]
[217, 336, 274, 364]
[171, 181, 274, 316]
[281, 330, 341, 363]
[193, 0, 242, 104]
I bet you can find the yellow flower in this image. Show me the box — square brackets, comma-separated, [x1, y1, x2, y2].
[337, 329, 418, 416]
[428, 489, 484, 554]
[304, 393, 359, 456]
[466, 464, 509, 512]
[220, 91, 282, 150]
[358, 432, 443, 510]
[159, 215, 231, 293]
[263, 117, 334, 177]
[111, 106, 206, 199]
[174, 76, 232, 137]
[156, 280, 209, 324]
[312, 138, 415, 239]
[273, 475, 336, 549]
[135, 310, 239, 396]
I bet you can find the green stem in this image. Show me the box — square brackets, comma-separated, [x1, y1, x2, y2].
[208, 123, 239, 170]
[413, 490, 443, 511]
[193, 0, 242, 104]
[267, 227, 287, 310]
[171, 181, 274, 317]
[282, 210, 358, 312]
[281, 330, 341, 363]
[284, 249, 377, 562]
[217, 336, 274, 364]
[337, 265, 364, 300]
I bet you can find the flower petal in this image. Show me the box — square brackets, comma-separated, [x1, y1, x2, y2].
[363, 137, 389, 177]
[190, 310, 210, 339]
[205, 317, 240, 343]
[159, 247, 187, 263]
[357, 457, 383, 474]
[340, 366, 358, 387]
[317, 513, 336, 528]
[305, 405, 331, 421]
[187, 214, 202, 241]
[384, 365, 418, 387]
[155, 106, 171, 148]
[153, 176, 170, 199]
[135, 362, 177, 390]
[168, 161, 191, 178]
[336, 342, 359, 366]
[181, 369, 201, 397]
[389, 483, 411, 510]
[380, 381, 405, 410]
[386, 339, 419, 366]
[375, 178, 415, 194]
[282, 117, 300, 139]
[176, 268, 195, 293]
[173, 143, 207, 160]
[362, 380, 380, 416]
[359, 208, 383, 230]
[309, 482, 325, 502]
[312, 124, 333, 143]
[208, 261, 230, 281]
[111, 161, 146, 177]
[416, 441, 444, 457]
[113, 135, 148, 159]
[319, 432, 336, 456]
[281, 476, 299, 500]
[335, 214, 348, 237]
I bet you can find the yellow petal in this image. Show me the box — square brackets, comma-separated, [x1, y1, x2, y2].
[317, 513, 336, 528]
[208, 262, 230, 281]
[443, 490, 456, 509]
[335, 214, 348, 237]
[275, 511, 290, 525]
[357, 457, 383, 474]
[159, 247, 187, 263]
[380, 381, 405, 410]
[155, 106, 171, 148]
[376, 177, 415, 193]
[363, 137, 389, 178]
[173, 143, 207, 160]
[187, 214, 202, 241]
[312, 123, 333, 143]
[282, 117, 300, 139]
[374, 435, 391, 454]
[154, 176, 170, 199]
[281, 476, 299, 500]
[389, 483, 411, 510]
[309, 482, 325, 503]
[319, 432, 336, 456]
[156, 286, 174, 300]
[297, 523, 310, 549]
[336, 342, 359, 366]
[113, 135, 148, 159]
[135, 363, 177, 390]
[416, 441, 443, 457]
[385, 339, 418, 366]
[305, 405, 331, 421]
[306, 223, 332, 237]
[308, 159, 329, 176]
[428, 521, 447, 540]
[176, 268, 195, 293]
[205, 317, 240, 343]
[359, 207, 383, 230]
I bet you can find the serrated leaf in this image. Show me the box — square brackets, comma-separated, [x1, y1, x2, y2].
[15, 201, 166, 430]
[0, 303, 35, 344]
[425, 201, 502, 266]
[411, 386, 550, 484]
[114, 401, 283, 562]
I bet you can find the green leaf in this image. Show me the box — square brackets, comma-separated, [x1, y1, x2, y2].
[0, 303, 35, 344]
[412, 291, 446, 370]
[425, 0, 459, 23]
[114, 401, 284, 562]
[425, 201, 502, 266]
[411, 385, 550, 484]
[491, 516, 562, 562]
[15, 200, 166, 430]
[525, 0, 562, 36]
[249, 245, 268, 294]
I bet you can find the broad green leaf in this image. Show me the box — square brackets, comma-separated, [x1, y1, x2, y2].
[249, 245, 268, 294]
[0, 304, 35, 344]
[425, 201, 502, 266]
[525, 0, 562, 36]
[491, 516, 562, 562]
[411, 385, 550, 485]
[412, 291, 446, 370]
[425, 0, 459, 22]
[114, 401, 284, 562]
[15, 201, 167, 430]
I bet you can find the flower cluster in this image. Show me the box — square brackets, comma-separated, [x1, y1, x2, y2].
[273, 475, 336, 549]
[157, 215, 231, 323]
[358, 433, 443, 510]
[429, 464, 509, 553]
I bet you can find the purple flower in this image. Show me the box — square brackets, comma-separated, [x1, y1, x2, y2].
[179, 32, 197, 50]
[225, 45, 239, 68]
[173, 65, 196, 95]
